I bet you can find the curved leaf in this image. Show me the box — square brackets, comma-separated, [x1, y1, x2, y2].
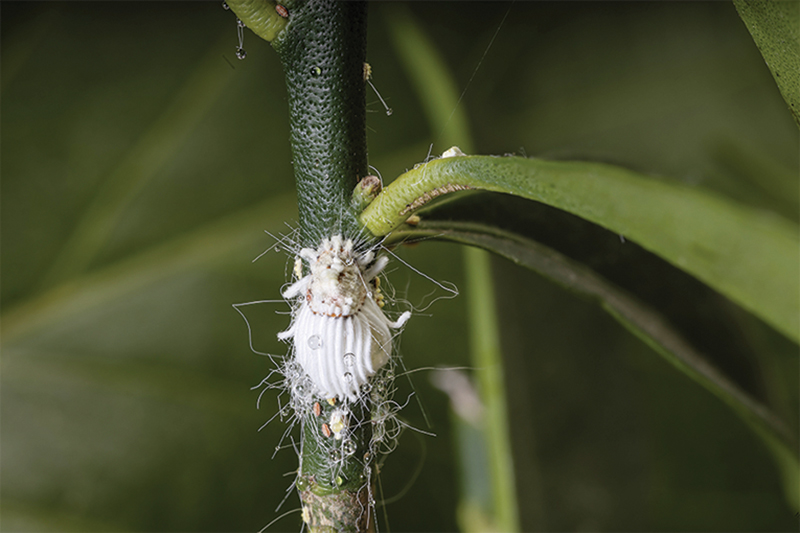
[392, 220, 799, 508]
[734, 0, 800, 127]
[381, 2, 799, 521]
[361, 155, 799, 342]
[411, 191, 773, 395]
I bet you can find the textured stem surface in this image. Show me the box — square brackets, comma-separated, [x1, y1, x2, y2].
[273, 1, 375, 531]
[297, 399, 375, 533]
[275, 0, 369, 247]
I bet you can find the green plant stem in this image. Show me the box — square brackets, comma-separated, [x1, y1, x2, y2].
[269, 1, 373, 531]
[296, 400, 375, 533]
[273, 0, 369, 248]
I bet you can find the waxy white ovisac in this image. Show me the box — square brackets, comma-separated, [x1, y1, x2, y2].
[278, 235, 411, 402]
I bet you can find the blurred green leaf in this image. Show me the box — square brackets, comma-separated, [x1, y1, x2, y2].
[463, 246, 520, 532]
[37, 36, 237, 289]
[386, 6, 521, 530]
[734, 0, 800, 127]
[384, 4, 470, 155]
[3, 194, 296, 344]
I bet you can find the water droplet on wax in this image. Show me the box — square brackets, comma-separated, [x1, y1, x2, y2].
[344, 440, 357, 455]
[308, 335, 322, 350]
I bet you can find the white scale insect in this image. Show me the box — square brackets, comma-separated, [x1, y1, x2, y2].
[278, 235, 411, 402]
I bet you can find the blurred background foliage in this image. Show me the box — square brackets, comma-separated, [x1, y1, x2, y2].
[1, 2, 798, 532]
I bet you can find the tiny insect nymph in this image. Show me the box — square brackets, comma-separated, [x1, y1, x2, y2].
[278, 235, 410, 402]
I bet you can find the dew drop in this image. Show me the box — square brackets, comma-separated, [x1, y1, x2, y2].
[308, 335, 322, 350]
[344, 439, 357, 456]
[221, 0, 229, 9]
[344, 372, 353, 383]
[329, 449, 342, 462]
[343, 353, 355, 367]
[311, 66, 322, 77]
[285, 361, 300, 376]
[293, 383, 307, 397]
[236, 17, 246, 27]
[385, 108, 393, 116]
[235, 47, 247, 60]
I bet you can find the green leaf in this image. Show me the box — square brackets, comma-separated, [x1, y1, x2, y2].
[361, 155, 800, 342]
[378, 3, 799, 517]
[734, 0, 800, 127]
[393, 221, 799, 510]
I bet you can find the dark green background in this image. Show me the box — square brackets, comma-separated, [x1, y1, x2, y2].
[2, 2, 797, 531]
